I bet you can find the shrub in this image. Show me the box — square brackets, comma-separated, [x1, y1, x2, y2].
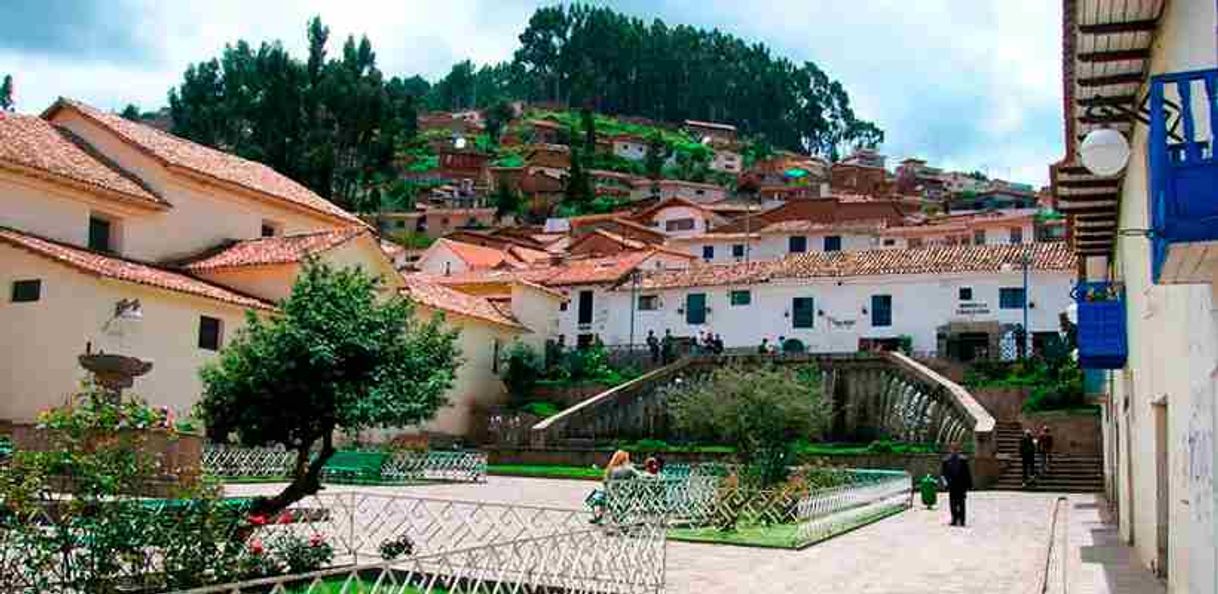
[379, 534, 415, 560]
[500, 342, 544, 406]
[520, 401, 560, 418]
[667, 364, 830, 487]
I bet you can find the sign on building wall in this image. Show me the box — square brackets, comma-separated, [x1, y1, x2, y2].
[956, 301, 991, 316]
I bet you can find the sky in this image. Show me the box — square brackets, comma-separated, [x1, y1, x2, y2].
[0, 0, 1064, 185]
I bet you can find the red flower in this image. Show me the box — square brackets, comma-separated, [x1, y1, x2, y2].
[277, 511, 293, 524]
[248, 514, 269, 526]
[248, 538, 265, 555]
[309, 534, 324, 547]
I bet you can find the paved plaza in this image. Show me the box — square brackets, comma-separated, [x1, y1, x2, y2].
[226, 477, 1165, 593]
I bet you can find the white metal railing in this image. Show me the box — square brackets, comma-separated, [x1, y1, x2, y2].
[200, 445, 486, 483]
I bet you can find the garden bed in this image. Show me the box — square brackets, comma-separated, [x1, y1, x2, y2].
[486, 463, 602, 481]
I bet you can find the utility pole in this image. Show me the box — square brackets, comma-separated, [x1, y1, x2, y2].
[628, 269, 640, 354]
[1021, 251, 1030, 359]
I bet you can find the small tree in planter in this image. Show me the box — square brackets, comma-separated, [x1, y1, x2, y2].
[668, 364, 830, 487]
[499, 342, 543, 408]
[199, 260, 460, 514]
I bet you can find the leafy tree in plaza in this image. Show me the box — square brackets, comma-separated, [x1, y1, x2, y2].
[199, 260, 460, 513]
[499, 342, 544, 407]
[668, 364, 829, 486]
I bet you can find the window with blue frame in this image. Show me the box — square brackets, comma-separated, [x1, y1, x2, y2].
[792, 297, 815, 328]
[788, 236, 807, 253]
[702, 245, 715, 260]
[686, 293, 707, 324]
[730, 290, 751, 306]
[824, 235, 842, 252]
[999, 287, 1026, 309]
[871, 295, 892, 327]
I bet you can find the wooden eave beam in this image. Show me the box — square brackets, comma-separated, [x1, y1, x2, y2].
[1078, 19, 1160, 35]
[1078, 48, 1151, 63]
[1076, 94, 1138, 107]
[1077, 72, 1146, 87]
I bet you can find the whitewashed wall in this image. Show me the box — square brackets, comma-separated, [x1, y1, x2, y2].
[554, 270, 1073, 354]
[1102, 1, 1218, 590]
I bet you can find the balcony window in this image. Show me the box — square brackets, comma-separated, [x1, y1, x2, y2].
[1149, 69, 1218, 283]
[1074, 281, 1127, 369]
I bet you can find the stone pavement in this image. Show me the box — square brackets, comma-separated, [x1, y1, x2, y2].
[226, 478, 1077, 593]
[1065, 494, 1166, 594]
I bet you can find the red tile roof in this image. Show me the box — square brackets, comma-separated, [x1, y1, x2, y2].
[0, 226, 273, 310]
[402, 275, 527, 331]
[0, 113, 165, 207]
[631, 243, 1076, 290]
[181, 228, 366, 272]
[438, 238, 525, 269]
[429, 249, 672, 288]
[773, 243, 1076, 279]
[44, 99, 362, 226]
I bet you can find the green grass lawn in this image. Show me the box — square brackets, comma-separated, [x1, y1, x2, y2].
[285, 577, 442, 593]
[487, 464, 603, 481]
[668, 504, 909, 550]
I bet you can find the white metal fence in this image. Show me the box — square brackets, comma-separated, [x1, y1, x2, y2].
[200, 445, 487, 483]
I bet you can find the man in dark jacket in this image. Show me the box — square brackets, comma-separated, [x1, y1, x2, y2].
[1020, 429, 1037, 486]
[941, 442, 973, 527]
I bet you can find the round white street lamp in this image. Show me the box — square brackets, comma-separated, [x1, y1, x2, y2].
[1078, 128, 1131, 176]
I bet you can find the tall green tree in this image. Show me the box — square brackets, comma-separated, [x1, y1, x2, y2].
[644, 131, 667, 180]
[199, 260, 460, 513]
[0, 74, 13, 111]
[484, 99, 515, 144]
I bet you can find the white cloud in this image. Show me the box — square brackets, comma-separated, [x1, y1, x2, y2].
[0, 0, 1064, 184]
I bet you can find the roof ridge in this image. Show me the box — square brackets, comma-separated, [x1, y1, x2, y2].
[51, 123, 169, 205]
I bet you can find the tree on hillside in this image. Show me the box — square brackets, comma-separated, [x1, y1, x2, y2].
[120, 104, 141, 121]
[644, 131, 667, 180]
[484, 99, 515, 144]
[492, 182, 522, 219]
[168, 16, 418, 210]
[199, 260, 460, 513]
[0, 74, 13, 111]
[565, 140, 594, 208]
[580, 107, 597, 155]
[668, 364, 829, 486]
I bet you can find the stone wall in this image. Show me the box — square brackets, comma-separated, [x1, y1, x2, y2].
[485, 447, 968, 486]
[971, 386, 1031, 421]
[1014, 410, 1101, 457]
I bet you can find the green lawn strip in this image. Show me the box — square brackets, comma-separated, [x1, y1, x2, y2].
[668, 504, 910, 550]
[487, 464, 603, 481]
[285, 576, 440, 593]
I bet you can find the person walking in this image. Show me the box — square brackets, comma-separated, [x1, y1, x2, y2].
[758, 337, 770, 354]
[941, 442, 973, 527]
[712, 333, 725, 354]
[1038, 426, 1054, 474]
[1020, 429, 1037, 487]
[646, 330, 660, 364]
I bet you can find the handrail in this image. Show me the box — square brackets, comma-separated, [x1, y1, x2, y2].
[881, 351, 996, 435]
[531, 357, 693, 433]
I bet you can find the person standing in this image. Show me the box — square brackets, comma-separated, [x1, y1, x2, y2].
[1020, 429, 1037, 487]
[1038, 426, 1054, 474]
[660, 329, 675, 364]
[646, 330, 660, 364]
[941, 442, 973, 527]
[758, 337, 770, 354]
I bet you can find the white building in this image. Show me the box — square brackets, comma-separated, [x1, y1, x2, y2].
[631, 179, 728, 203]
[710, 149, 742, 173]
[1054, 1, 1218, 590]
[669, 220, 886, 263]
[611, 135, 648, 161]
[552, 243, 1075, 357]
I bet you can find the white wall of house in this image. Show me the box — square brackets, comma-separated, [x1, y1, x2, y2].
[416, 241, 472, 276]
[677, 232, 881, 263]
[634, 182, 727, 204]
[710, 150, 741, 173]
[1101, 1, 1218, 590]
[46, 110, 344, 262]
[0, 244, 253, 422]
[553, 270, 1073, 354]
[646, 205, 712, 237]
[613, 139, 647, 161]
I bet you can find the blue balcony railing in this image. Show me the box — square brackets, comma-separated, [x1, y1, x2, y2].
[1149, 69, 1218, 282]
[1073, 281, 1127, 370]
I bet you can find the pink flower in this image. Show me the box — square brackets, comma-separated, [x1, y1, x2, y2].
[248, 514, 269, 527]
[248, 538, 265, 555]
[277, 511, 293, 524]
[309, 534, 324, 547]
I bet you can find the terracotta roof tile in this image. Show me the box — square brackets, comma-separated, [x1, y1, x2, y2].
[439, 238, 522, 269]
[0, 226, 272, 310]
[402, 275, 527, 330]
[0, 113, 164, 206]
[632, 243, 1075, 290]
[429, 249, 669, 288]
[47, 99, 362, 225]
[181, 228, 365, 272]
[775, 243, 1076, 279]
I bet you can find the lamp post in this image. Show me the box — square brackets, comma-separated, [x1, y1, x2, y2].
[628, 269, 641, 354]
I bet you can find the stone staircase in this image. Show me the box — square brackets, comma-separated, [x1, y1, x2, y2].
[992, 421, 1103, 492]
